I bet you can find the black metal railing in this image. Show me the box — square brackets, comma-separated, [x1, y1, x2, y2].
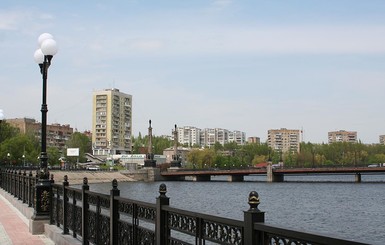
[0, 168, 368, 245]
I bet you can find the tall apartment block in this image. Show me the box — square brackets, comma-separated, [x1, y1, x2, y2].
[92, 88, 132, 156]
[328, 130, 357, 143]
[379, 135, 385, 145]
[7, 118, 73, 151]
[267, 128, 300, 153]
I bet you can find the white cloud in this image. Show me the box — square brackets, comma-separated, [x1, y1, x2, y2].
[0, 9, 29, 30]
[211, 0, 233, 9]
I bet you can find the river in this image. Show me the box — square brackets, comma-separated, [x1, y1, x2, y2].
[84, 174, 385, 244]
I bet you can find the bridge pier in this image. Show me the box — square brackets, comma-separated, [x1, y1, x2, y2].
[355, 173, 361, 183]
[267, 164, 284, 182]
[228, 175, 244, 182]
[192, 175, 211, 181]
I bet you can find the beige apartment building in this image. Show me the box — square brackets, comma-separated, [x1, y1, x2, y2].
[92, 88, 132, 156]
[267, 128, 300, 153]
[7, 118, 73, 150]
[248, 137, 260, 144]
[328, 130, 357, 143]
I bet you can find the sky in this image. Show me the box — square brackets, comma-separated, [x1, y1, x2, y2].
[1, 0, 385, 144]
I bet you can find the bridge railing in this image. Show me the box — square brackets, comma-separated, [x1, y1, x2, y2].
[0, 168, 368, 245]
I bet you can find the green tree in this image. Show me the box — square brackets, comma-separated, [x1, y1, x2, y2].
[251, 155, 266, 165]
[65, 132, 92, 163]
[0, 134, 39, 166]
[186, 149, 202, 168]
[0, 121, 19, 144]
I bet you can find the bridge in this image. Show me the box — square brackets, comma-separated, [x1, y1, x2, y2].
[161, 166, 385, 182]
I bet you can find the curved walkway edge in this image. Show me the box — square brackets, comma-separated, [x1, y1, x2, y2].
[0, 189, 81, 245]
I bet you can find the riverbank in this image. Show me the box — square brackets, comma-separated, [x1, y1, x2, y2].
[49, 171, 136, 184]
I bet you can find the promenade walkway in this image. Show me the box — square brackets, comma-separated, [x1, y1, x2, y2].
[0, 193, 54, 245]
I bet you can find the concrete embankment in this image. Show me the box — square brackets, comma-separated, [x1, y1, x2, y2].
[49, 171, 136, 184]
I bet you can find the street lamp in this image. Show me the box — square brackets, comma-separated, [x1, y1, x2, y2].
[33, 33, 58, 218]
[0, 110, 4, 145]
[34, 33, 58, 178]
[7, 153, 10, 166]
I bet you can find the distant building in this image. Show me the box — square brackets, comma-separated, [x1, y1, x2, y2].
[380, 135, 385, 145]
[7, 118, 73, 150]
[229, 130, 246, 145]
[177, 126, 201, 147]
[267, 128, 300, 153]
[248, 137, 260, 144]
[117, 154, 166, 170]
[163, 147, 190, 165]
[328, 130, 357, 143]
[177, 126, 246, 148]
[92, 88, 132, 156]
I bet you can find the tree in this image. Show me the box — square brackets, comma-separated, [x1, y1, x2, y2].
[0, 134, 39, 166]
[0, 121, 19, 144]
[47, 147, 61, 166]
[186, 149, 201, 168]
[251, 155, 266, 165]
[66, 132, 92, 163]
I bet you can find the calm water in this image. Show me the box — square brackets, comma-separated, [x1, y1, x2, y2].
[86, 174, 385, 245]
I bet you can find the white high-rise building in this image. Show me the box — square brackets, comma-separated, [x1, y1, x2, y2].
[177, 126, 246, 148]
[177, 126, 201, 147]
[92, 88, 132, 156]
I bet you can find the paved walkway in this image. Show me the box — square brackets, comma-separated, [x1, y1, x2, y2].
[0, 193, 54, 245]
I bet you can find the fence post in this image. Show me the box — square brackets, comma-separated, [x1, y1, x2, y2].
[156, 183, 170, 245]
[244, 191, 265, 245]
[62, 175, 69, 234]
[110, 179, 120, 245]
[16, 170, 20, 199]
[22, 170, 27, 203]
[82, 177, 89, 245]
[28, 171, 33, 207]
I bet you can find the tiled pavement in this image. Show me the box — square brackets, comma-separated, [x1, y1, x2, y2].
[0, 194, 54, 245]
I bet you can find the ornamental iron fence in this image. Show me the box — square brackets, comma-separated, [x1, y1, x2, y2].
[0, 168, 367, 245]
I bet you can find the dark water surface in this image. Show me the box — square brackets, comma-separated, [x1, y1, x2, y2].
[87, 175, 385, 244]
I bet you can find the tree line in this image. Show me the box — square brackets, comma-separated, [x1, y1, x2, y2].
[1, 121, 385, 169]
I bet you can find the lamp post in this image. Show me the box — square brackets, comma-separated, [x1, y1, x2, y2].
[7, 153, 10, 166]
[34, 33, 58, 177]
[0, 110, 4, 148]
[33, 33, 58, 218]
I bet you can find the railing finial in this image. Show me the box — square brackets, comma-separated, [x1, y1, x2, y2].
[112, 179, 118, 189]
[248, 191, 260, 211]
[159, 183, 167, 196]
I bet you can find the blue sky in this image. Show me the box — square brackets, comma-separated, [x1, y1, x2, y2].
[1, 0, 385, 143]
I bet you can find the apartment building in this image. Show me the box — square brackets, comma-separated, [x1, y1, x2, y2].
[229, 130, 246, 145]
[7, 118, 73, 150]
[177, 126, 246, 148]
[328, 130, 357, 143]
[92, 88, 132, 156]
[248, 137, 260, 144]
[201, 128, 217, 148]
[379, 135, 385, 145]
[267, 128, 300, 153]
[177, 126, 201, 146]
